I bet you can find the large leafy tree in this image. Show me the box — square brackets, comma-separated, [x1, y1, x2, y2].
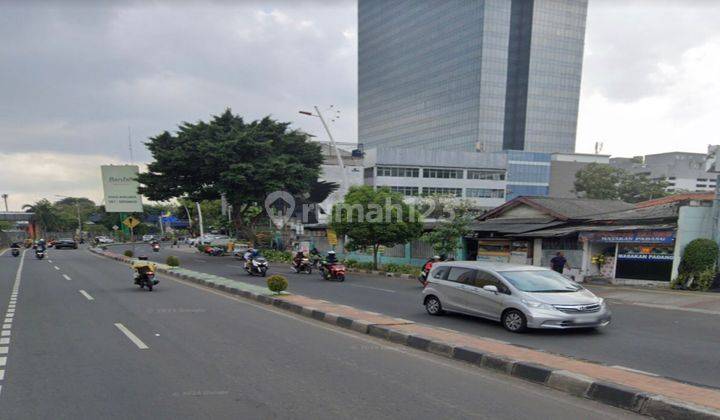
[330, 186, 423, 269]
[23, 199, 62, 237]
[574, 163, 622, 200]
[618, 173, 669, 203]
[574, 163, 669, 203]
[138, 109, 324, 238]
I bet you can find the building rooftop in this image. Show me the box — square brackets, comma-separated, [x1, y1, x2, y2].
[634, 192, 714, 208]
[480, 196, 633, 221]
[364, 148, 507, 170]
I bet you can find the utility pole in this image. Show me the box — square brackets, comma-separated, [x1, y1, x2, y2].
[1, 194, 8, 212]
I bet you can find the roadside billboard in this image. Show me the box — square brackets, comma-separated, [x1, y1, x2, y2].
[100, 165, 143, 213]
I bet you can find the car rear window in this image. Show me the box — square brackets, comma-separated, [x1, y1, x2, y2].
[447, 267, 475, 284]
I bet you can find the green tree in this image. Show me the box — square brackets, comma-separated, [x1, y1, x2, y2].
[138, 109, 324, 239]
[573, 163, 622, 199]
[330, 186, 423, 269]
[421, 200, 474, 258]
[618, 173, 669, 203]
[22, 199, 62, 237]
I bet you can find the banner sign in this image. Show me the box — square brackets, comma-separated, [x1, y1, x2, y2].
[617, 253, 674, 261]
[101, 165, 143, 213]
[579, 230, 675, 244]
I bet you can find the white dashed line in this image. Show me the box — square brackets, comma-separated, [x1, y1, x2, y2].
[48, 260, 53, 263]
[0, 249, 25, 395]
[54, 266, 60, 270]
[345, 283, 397, 293]
[114, 323, 149, 349]
[63, 274, 71, 281]
[79, 290, 94, 301]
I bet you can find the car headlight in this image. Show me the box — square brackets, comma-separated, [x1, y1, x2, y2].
[522, 300, 555, 311]
[597, 298, 605, 306]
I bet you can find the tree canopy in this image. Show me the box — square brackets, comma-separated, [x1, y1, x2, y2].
[138, 109, 326, 238]
[421, 199, 474, 258]
[330, 186, 423, 269]
[574, 163, 669, 203]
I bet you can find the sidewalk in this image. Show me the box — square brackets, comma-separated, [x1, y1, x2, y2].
[589, 284, 720, 315]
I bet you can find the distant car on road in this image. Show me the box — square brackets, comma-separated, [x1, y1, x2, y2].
[142, 234, 155, 242]
[421, 261, 611, 333]
[96, 236, 114, 244]
[54, 238, 78, 249]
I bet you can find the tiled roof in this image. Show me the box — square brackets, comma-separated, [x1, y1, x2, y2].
[634, 193, 714, 208]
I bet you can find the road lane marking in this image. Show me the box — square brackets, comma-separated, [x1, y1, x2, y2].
[194, 259, 207, 263]
[0, 357, 5, 366]
[0, 338, 8, 345]
[63, 274, 71, 281]
[1, 325, 9, 330]
[79, 290, 94, 301]
[54, 266, 60, 270]
[1, 331, 9, 337]
[3, 319, 11, 323]
[114, 323, 149, 349]
[345, 283, 397, 293]
[0, 347, 6, 354]
[48, 259, 53, 263]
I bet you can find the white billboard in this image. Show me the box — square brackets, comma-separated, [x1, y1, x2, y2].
[101, 165, 143, 213]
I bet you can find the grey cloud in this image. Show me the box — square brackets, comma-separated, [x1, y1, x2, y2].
[584, 0, 720, 102]
[0, 0, 357, 163]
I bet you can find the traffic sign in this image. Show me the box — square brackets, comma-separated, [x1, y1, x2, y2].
[122, 216, 140, 229]
[112, 225, 119, 231]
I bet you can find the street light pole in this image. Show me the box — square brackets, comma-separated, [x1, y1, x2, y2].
[299, 107, 349, 190]
[1, 194, 8, 212]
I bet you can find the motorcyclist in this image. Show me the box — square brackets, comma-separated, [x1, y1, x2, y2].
[293, 250, 305, 268]
[244, 248, 259, 269]
[36, 239, 47, 252]
[320, 250, 338, 274]
[132, 257, 157, 285]
[10, 241, 21, 249]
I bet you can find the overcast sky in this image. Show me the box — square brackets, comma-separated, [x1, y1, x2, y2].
[1, 0, 719, 208]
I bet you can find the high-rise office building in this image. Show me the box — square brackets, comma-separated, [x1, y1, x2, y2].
[359, 0, 588, 154]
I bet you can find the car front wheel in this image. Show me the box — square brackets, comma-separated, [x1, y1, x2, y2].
[502, 309, 527, 333]
[425, 296, 444, 316]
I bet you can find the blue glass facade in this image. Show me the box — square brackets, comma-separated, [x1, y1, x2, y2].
[359, 0, 587, 154]
[505, 150, 551, 199]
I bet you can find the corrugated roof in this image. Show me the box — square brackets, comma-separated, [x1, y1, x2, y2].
[469, 219, 563, 234]
[520, 224, 676, 238]
[588, 204, 678, 221]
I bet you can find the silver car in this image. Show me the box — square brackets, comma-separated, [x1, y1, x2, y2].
[421, 261, 611, 333]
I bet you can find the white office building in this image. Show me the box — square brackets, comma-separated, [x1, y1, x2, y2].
[363, 148, 508, 209]
[611, 152, 717, 193]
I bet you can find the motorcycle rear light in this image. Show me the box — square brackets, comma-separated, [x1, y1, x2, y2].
[146, 271, 154, 275]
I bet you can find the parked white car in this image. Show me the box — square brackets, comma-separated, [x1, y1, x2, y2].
[96, 236, 114, 244]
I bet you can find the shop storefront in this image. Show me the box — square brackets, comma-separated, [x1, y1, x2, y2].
[579, 229, 676, 282]
[474, 239, 533, 264]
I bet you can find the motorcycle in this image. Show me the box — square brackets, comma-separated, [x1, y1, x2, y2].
[310, 254, 322, 268]
[133, 260, 159, 291]
[292, 258, 312, 274]
[208, 247, 224, 256]
[245, 257, 268, 277]
[35, 249, 45, 260]
[152, 243, 160, 252]
[11, 248, 20, 257]
[321, 262, 346, 282]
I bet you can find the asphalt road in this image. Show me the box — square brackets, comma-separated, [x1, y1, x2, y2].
[120, 243, 720, 390]
[0, 247, 640, 419]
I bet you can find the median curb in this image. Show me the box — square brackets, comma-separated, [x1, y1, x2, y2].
[89, 247, 720, 420]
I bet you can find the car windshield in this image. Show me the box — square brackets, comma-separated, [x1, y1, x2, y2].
[500, 270, 582, 293]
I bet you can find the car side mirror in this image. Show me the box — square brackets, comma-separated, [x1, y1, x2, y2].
[483, 285, 499, 293]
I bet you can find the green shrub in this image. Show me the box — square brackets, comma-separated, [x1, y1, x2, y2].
[196, 244, 206, 253]
[261, 249, 293, 263]
[343, 259, 359, 268]
[696, 267, 717, 291]
[166, 255, 180, 267]
[382, 263, 422, 276]
[267, 275, 288, 294]
[680, 239, 718, 275]
[123, 250, 134, 258]
[357, 262, 375, 271]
